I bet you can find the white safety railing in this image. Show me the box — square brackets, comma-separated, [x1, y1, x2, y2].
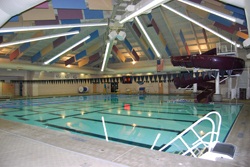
[102, 116, 109, 142]
[216, 42, 238, 57]
[158, 111, 221, 158]
[151, 133, 161, 150]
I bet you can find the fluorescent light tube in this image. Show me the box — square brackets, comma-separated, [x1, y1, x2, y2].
[119, 0, 170, 24]
[0, 31, 79, 48]
[135, 17, 161, 58]
[44, 35, 91, 65]
[101, 41, 111, 72]
[0, 22, 108, 33]
[178, 0, 244, 25]
[161, 4, 241, 48]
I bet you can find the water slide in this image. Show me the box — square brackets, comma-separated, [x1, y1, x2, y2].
[171, 49, 245, 103]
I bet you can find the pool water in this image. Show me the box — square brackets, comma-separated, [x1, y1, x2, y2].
[0, 95, 242, 152]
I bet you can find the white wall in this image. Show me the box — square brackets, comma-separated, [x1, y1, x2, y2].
[0, 74, 241, 98]
[37, 82, 93, 96]
[0, 65, 248, 99]
[33, 81, 172, 96]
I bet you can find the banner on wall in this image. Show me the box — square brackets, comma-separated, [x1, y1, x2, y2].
[54, 73, 78, 79]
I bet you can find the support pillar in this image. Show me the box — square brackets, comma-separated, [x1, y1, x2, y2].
[192, 69, 198, 97]
[227, 77, 236, 99]
[213, 70, 222, 102]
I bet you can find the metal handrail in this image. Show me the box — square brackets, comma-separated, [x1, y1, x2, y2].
[158, 111, 221, 157]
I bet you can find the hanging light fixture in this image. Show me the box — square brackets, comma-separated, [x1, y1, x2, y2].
[101, 41, 111, 72]
[0, 22, 108, 33]
[44, 35, 91, 65]
[0, 31, 79, 47]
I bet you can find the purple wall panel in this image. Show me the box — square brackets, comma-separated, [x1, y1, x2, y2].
[202, 28, 208, 43]
[132, 49, 140, 61]
[53, 36, 66, 48]
[65, 56, 75, 66]
[132, 23, 141, 37]
[151, 19, 160, 34]
[112, 45, 119, 53]
[57, 9, 83, 20]
[190, 0, 202, 3]
[72, 43, 84, 51]
[214, 22, 235, 34]
[35, 16, 59, 25]
[35, 2, 49, 8]
[88, 53, 100, 64]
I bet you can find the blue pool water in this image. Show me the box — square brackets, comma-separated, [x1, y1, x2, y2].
[0, 95, 242, 152]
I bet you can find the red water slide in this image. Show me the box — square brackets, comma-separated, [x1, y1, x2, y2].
[171, 49, 245, 103]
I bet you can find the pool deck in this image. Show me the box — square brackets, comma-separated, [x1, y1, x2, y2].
[0, 98, 249, 167]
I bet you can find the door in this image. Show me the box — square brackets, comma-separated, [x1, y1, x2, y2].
[2, 83, 15, 97]
[111, 83, 118, 92]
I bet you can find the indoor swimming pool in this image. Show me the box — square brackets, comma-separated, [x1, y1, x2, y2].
[0, 95, 242, 153]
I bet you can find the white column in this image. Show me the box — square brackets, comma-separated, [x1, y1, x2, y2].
[245, 0, 250, 35]
[213, 70, 222, 101]
[215, 70, 220, 94]
[193, 68, 197, 93]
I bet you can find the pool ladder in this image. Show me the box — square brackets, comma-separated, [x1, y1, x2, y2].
[157, 111, 221, 158]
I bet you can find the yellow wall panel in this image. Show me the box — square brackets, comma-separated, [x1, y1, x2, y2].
[86, 42, 102, 54]
[203, 0, 223, 6]
[16, 52, 24, 59]
[41, 44, 53, 56]
[0, 48, 12, 55]
[88, 0, 113, 10]
[236, 31, 249, 39]
[32, 31, 44, 38]
[2, 83, 15, 96]
[189, 45, 199, 51]
[3, 16, 32, 28]
[187, 6, 208, 18]
[117, 51, 126, 62]
[140, 37, 148, 48]
[203, 2, 231, 15]
[158, 33, 166, 46]
[78, 58, 89, 67]
[22, 6, 55, 21]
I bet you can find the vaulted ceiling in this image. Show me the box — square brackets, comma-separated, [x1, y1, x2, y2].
[0, 0, 249, 75]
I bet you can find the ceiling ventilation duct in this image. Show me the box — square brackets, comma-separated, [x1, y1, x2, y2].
[0, 0, 46, 27]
